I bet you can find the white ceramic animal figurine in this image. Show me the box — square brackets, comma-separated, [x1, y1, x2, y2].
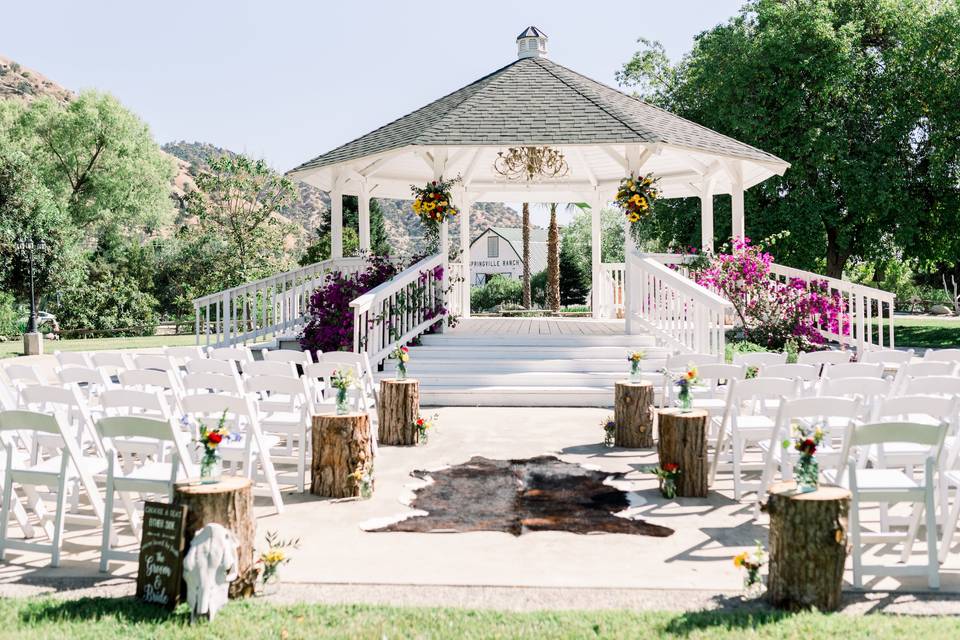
[183, 523, 239, 622]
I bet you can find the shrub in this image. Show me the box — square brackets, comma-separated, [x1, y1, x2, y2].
[695, 237, 848, 350]
[299, 254, 399, 354]
[0, 291, 18, 336]
[471, 275, 523, 312]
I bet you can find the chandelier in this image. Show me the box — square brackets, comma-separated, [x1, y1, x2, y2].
[493, 146, 569, 181]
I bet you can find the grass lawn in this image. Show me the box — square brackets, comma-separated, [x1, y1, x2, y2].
[0, 598, 958, 640]
[0, 334, 197, 360]
[880, 316, 960, 349]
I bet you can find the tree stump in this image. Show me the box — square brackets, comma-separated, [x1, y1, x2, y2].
[378, 378, 420, 446]
[765, 481, 851, 612]
[173, 476, 256, 599]
[614, 381, 654, 448]
[656, 408, 708, 497]
[311, 412, 373, 498]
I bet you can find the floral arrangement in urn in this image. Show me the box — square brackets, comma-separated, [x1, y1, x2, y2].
[734, 541, 767, 596]
[601, 415, 616, 447]
[652, 463, 681, 499]
[782, 423, 824, 493]
[626, 351, 645, 382]
[614, 172, 660, 242]
[256, 530, 300, 593]
[193, 410, 240, 483]
[391, 345, 410, 380]
[674, 366, 700, 412]
[330, 368, 355, 415]
[411, 176, 460, 229]
[413, 412, 439, 444]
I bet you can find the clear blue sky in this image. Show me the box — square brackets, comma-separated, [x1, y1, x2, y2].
[2, 0, 744, 175]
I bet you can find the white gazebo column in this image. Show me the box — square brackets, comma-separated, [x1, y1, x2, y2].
[432, 150, 449, 333]
[330, 187, 344, 259]
[457, 188, 473, 318]
[358, 180, 371, 252]
[590, 190, 603, 319]
[699, 177, 716, 253]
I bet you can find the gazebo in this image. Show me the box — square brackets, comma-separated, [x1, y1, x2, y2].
[287, 27, 790, 321]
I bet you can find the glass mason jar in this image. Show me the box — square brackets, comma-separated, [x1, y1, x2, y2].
[200, 453, 222, 484]
[795, 455, 819, 493]
[396, 361, 407, 381]
[629, 360, 642, 382]
[677, 385, 693, 412]
[335, 387, 349, 415]
[660, 477, 677, 499]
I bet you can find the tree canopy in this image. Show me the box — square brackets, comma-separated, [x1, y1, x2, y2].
[618, 0, 960, 278]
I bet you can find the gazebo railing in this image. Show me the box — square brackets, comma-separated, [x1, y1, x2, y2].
[626, 251, 732, 357]
[193, 257, 365, 348]
[351, 253, 446, 367]
[599, 263, 625, 319]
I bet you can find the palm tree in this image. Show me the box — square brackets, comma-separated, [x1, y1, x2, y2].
[547, 203, 560, 312]
[522, 202, 531, 308]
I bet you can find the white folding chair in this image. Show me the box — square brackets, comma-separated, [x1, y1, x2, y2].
[923, 348, 960, 364]
[818, 377, 893, 415]
[903, 375, 960, 399]
[261, 348, 314, 367]
[99, 388, 178, 464]
[677, 363, 745, 416]
[759, 363, 821, 393]
[186, 358, 241, 377]
[0, 410, 105, 567]
[164, 345, 206, 367]
[711, 376, 798, 498]
[822, 362, 885, 380]
[20, 384, 104, 459]
[118, 368, 185, 416]
[893, 361, 958, 395]
[2, 363, 45, 394]
[826, 421, 948, 588]
[56, 365, 113, 405]
[245, 375, 314, 493]
[733, 352, 787, 368]
[97, 414, 196, 572]
[180, 394, 283, 513]
[182, 372, 244, 397]
[54, 351, 92, 369]
[303, 362, 370, 415]
[242, 360, 298, 379]
[861, 348, 914, 368]
[90, 351, 133, 381]
[797, 350, 853, 366]
[207, 346, 254, 368]
[132, 353, 180, 375]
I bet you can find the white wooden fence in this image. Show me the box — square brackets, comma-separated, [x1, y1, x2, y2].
[193, 257, 365, 348]
[350, 253, 446, 366]
[625, 251, 732, 357]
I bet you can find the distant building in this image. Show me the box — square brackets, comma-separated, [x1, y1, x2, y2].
[469, 227, 549, 286]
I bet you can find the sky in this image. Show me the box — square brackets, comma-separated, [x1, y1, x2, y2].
[1, 0, 745, 225]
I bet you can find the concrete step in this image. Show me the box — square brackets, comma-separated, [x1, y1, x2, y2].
[418, 334, 656, 347]
[407, 345, 668, 360]
[419, 385, 664, 408]
[377, 371, 662, 387]
[383, 358, 667, 374]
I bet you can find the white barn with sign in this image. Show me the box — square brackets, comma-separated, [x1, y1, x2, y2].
[469, 227, 547, 286]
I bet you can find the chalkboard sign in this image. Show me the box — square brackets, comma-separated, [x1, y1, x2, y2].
[136, 501, 188, 609]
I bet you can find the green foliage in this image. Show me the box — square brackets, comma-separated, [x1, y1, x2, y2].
[0, 291, 18, 336]
[618, 0, 960, 277]
[7, 91, 175, 234]
[725, 340, 769, 364]
[471, 275, 523, 312]
[185, 154, 297, 287]
[559, 243, 589, 306]
[560, 206, 628, 278]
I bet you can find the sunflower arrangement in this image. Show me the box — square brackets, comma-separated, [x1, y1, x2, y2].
[733, 541, 767, 595]
[615, 172, 660, 241]
[411, 176, 461, 231]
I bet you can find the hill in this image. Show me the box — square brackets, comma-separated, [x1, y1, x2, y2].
[162, 141, 522, 256]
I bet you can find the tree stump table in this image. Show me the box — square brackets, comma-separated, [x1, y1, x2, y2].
[765, 481, 851, 611]
[614, 380, 655, 448]
[656, 408, 708, 497]
[378, 378, 420, 446]
[173, 476, 256, 598]
[311, 412, 373, 498]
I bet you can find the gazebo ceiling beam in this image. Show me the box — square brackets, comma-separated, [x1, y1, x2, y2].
[600, 145, 629, 171]
[460, 147, 483, 186]
[570, 147, 597, 187]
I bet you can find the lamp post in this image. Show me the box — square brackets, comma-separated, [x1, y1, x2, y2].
[16, 238, 46, 354]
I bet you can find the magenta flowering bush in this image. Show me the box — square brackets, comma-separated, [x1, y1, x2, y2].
[299, 254, 399, 354]
[693, 237, 848, 350]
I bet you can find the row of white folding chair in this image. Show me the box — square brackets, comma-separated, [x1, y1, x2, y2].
[0, 410, 107, 567]
[924, 348, 960, 363]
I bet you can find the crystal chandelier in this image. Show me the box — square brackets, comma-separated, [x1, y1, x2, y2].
[493, 146, 569, 181]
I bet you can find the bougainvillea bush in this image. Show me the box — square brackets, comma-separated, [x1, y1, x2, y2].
[693, 237, 848, 351]
[299, 254, 398, 354]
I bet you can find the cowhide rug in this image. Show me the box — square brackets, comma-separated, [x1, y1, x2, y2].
[366, 455, 673, 537]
